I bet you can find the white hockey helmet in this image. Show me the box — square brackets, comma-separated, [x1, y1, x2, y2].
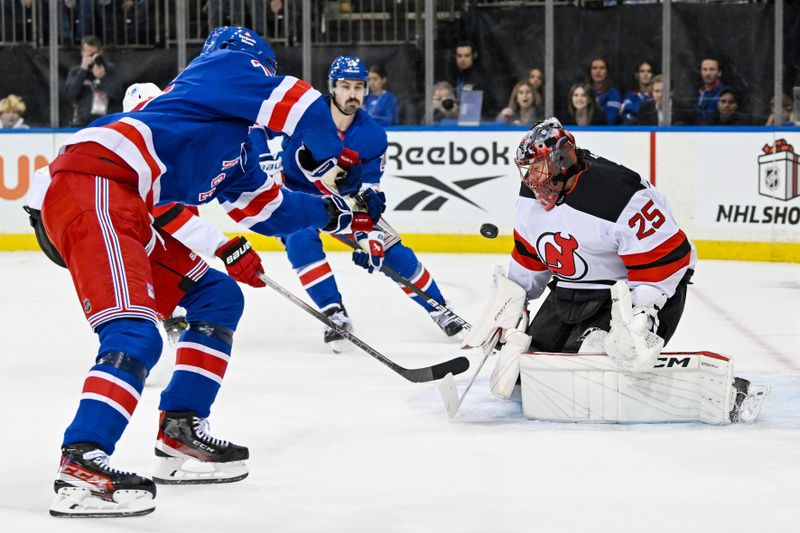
[122, 82, 162, 113]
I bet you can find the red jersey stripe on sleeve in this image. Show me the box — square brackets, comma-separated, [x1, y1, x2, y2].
[267, 80, 312, 132]
[627, 253, 691, 283]
[621, 230, 688, 268]
[225, 185, 281, 223]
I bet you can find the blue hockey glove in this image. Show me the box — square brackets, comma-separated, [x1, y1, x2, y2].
[352, 230, 385, 273]
[354, 189, 386, 224]
[321, 195, 354, 234]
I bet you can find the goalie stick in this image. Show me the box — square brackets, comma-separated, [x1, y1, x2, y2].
[332, 232, 472, 332]
[438, 330, 500, 419]
[257, 272, 469, 383]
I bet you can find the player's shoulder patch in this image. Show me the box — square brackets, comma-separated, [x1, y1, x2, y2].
[564, 154, 645, 222]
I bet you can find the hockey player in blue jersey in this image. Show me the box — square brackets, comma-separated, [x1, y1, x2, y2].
[40, 28, 384, 517]
[278, 55, 464, 353]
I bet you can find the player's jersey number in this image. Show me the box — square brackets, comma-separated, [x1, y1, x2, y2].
[628, 199, 665, 239]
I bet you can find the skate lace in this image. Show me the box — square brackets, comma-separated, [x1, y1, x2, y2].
[193, 417, 229, 447]
[83, 449, 134, 476]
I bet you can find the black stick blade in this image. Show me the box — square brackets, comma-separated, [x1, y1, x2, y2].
[401, 356, 470, 383]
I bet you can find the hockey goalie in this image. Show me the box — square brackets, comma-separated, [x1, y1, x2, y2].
[460, 118, 769, 424]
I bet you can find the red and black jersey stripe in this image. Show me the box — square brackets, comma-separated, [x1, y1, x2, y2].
[512, 230, 548, 271]
[621, 230, 692, 282]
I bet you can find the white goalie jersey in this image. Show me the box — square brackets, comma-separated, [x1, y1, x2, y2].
[508, 150, 697, 307]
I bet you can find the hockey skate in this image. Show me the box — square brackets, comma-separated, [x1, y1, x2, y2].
[50, 443, 156, 518]
[729, 377, 771, 423]
[323, 303, 355, 354]
[153, 411, 249, 485]
[430, 306, 465, 337]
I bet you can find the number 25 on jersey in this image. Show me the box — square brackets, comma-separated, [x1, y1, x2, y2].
[628, 199, 665, 239]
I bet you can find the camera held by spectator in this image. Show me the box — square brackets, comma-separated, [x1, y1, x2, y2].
[90, 53, 106, 69]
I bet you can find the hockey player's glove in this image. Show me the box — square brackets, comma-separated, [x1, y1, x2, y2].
[297, 145, 360, 196]
[215, 236, 266, 287]
[354, 188, 386, 225]
[603, 281, 665, 372]
[352, 230, 385, 273]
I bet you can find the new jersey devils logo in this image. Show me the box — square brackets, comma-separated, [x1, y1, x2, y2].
[536, 232, 588, 280]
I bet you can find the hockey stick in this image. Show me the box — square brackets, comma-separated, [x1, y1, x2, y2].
[438, 330, 501, 419]
[332, 233, 472, 331]
[257, 272, 469, 383]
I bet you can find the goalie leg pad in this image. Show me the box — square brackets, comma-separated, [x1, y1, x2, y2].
[490, 329, 530, 400]
[461, 266, 528, 350]
[519, 351, 755, 424]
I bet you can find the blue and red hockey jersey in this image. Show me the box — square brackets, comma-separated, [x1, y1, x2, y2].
[280, 96, 388, 196]
[54, 44, 344, 236]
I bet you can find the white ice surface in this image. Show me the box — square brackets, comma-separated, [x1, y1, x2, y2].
[1, 252, 799, 532]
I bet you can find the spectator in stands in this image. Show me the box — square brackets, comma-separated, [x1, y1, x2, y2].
[698, 88, 748, 126]
[694, 57, 727, 122]
[0, 94, 30, 129]
[527, 67, 545, 115]
[362, 64, 398, 126]
[519, 67, 544, 118]
[65, 35, 123, 126]
[588, 57, 621, 125]
[638, 74, 692, 126]
[765, 94, 797, 126]
[564, 83, 606, 126]
[450, 41, 478, 101]
[528, 68, 544, 94]
[496, 80, 541, 126]
[433, 81, 459, 123]
[619, 61, 654, 125]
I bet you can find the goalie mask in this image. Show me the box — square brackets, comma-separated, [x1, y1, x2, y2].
[515, 118, 578, 210]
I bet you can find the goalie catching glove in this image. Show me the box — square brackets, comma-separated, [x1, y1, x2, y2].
[296, 145, 360, 196]
[603, 281, 666, 373]
[352, 230, 385, 273]
[215, 236, 266, 287]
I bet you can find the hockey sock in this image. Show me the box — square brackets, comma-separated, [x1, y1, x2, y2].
[159, 270, 243, 417]
[159, 326, 231, 418]
[284, 229, 343, 310]
[63, 319, 161, 454]
[383, 243, 446, 312]
[296, 259, 343, 310]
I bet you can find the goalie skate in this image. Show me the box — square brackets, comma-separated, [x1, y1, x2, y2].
[153, 411, 249, 485]
[49, 443, 156, 518]
[729, 377, 772, 424]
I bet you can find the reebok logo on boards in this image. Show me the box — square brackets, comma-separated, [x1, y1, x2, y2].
[389, 174, 503, 211]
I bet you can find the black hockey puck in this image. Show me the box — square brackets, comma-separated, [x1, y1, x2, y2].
[480, 223, 499, 239]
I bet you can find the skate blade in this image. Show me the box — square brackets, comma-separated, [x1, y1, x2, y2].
[49, 486, 155, 518]
[738, 384, 772, 423]
[153, 456, 249, 485]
